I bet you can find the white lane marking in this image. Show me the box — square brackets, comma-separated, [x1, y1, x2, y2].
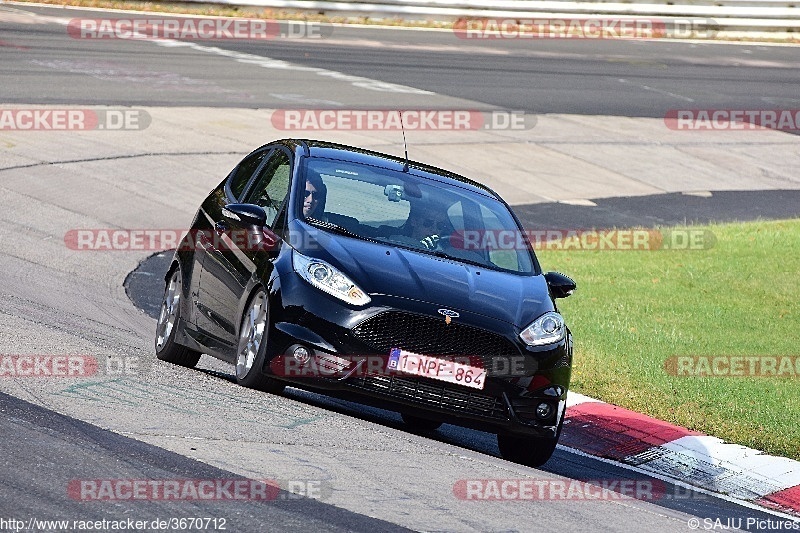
[638, 85, 695, 102]
[151, 40, 434, 95]
[34, 9, 433, 95]
[619, 78, 695, 102]
[763, 96, 800, 105]
[559, 198, 598, 206]
[566, 391, 603, 407]
[560, 445, 800, 521]
[30, 58, 253, 99]
[269, 93, 344, 106]
[300, 37, 510, 55]
[565, 391, 800, 507]
[657, 435, 800, 496]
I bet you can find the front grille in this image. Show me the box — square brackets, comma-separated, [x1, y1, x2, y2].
[352, 311, 519, 370]
[348, 374, 509, 420]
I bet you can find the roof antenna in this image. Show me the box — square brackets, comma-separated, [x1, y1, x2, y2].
[399, 111, 409, 172]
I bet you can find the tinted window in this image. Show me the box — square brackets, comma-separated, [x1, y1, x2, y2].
[228, 149, 270, 200]
[243, 150, 292, 227]
[300, 158, 535, 274]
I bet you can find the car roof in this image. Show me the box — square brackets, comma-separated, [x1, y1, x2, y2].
[275, 138, 502, 200]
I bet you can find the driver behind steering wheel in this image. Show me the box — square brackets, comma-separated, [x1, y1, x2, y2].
[405, 202, 451, 250]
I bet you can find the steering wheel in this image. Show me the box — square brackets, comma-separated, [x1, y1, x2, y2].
[419, 234, 441, 250]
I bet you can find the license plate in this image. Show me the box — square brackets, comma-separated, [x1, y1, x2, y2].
[387, 348, 485, 390]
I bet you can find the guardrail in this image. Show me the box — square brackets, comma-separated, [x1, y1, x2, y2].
[178, 0, 800, 37]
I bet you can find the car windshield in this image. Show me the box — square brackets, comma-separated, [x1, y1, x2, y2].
[299, 157, 535, 274]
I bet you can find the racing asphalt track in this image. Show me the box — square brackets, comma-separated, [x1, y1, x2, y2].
[1, 3, 800, 531]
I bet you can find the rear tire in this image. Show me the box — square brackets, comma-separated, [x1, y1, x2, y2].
[155, 267, 201, 368]
[401, 413, 443, 432]
[234, 289, 285, 394]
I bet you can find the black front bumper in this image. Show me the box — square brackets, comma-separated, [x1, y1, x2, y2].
[264, 267, 572, 439]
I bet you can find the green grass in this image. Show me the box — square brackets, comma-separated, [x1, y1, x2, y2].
[537, 220, 800, 460]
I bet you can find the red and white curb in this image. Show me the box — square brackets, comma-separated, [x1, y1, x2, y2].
[561, 393, 800, 516]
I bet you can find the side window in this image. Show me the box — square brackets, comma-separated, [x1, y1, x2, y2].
[228, 149, 270, 200]
[243, 150, 292, 227]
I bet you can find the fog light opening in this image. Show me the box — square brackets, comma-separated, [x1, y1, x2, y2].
[288, 344, 313, 366]
[536, 402, 554, 421]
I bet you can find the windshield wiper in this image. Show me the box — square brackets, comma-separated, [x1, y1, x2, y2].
[389, 240, 492, 270]
[424, 248, 488, 270]
[305, 217, 365, 241]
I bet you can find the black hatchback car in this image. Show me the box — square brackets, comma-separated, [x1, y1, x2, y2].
[155, 139, 576, 467]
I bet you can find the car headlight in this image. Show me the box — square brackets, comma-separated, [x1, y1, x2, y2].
[292, 251, 371, 306]
[520, 312, 565, 346]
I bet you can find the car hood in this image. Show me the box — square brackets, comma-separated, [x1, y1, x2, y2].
[292, 221, 553, 328]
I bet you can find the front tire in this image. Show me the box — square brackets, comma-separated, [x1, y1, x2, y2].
[401, 413, 443, 432]
[235, 289, 285, 394]
[155, 267, 201, 368]
[497, 417, 564, 467]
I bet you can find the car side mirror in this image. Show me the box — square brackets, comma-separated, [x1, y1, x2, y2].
[544, 271, 576, 299]
[222, 203, 268, 227]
